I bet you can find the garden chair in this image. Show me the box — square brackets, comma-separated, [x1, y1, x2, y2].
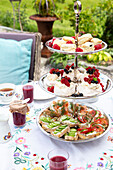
[0, 32, 42, 84]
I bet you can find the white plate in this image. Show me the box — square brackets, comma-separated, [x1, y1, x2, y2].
[34, 82, 56, 100]
[36, 103, 111, 143]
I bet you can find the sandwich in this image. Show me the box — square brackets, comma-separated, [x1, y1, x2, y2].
[51, 124, 70, 138]
[42, 121, 61, 132]
[65, 128, 78, 140]
[59, 115, 79, 127]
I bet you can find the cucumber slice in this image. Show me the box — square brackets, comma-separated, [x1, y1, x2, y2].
[40, 116, 52, 123]
[47, 122, 60, 128]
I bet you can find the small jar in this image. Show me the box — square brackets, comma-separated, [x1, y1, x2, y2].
[9, 100, 30, 127]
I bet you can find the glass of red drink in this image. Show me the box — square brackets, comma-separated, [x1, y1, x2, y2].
[48, 149, 69, 170]
[22, 80, 34, 104]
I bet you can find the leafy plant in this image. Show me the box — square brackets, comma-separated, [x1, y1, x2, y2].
[105, 48, 113, 57]
[64, 0, 113, 41]
[33, 0, 65, 18]
[47, 52, 75, 69]
[0, 3, 30, 31]
[0, 10, 13, 27]
[101, 11, 113, 47]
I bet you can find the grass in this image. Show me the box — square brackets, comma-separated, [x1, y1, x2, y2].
[0, 0, 100, 35]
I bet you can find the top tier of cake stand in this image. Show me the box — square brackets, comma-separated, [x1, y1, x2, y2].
[39, 0, 112, 102]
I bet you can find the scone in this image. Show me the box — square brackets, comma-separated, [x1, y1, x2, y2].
[62, 36, 75, 44]
[90, 38, 102, 46]
[61, 44, 76, 52]
[78, 33, 93, 45]
[80, 42, 94, 52]
[53, 39, 66, 47]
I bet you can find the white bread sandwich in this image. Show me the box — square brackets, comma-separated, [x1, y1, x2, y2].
[65, 128, 78, 141]
[51, 124, 70, 138]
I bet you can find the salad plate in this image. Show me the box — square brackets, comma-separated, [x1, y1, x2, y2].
[36, 100, 111, 143]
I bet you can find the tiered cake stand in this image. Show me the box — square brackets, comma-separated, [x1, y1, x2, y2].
[39, 0, 112, 102]
[37, 1, 112, 143]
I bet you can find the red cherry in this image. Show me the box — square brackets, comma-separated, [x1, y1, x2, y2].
[60, 70, 64, 76]
[61, 77, 70, 87]
[49, 68, 55, 74]
[47, 86, 54, 93]
[52, 38, 56, 45]
[61, 78, 65, 84]
[72, 36, 75, 39]
[53, 44, 60, 50]
[76, 47, 83, 52]
[70, 63, 74, 67]
[49, 42, 52, 47]
[84, 77, 88, 82]
[94, 44, 102, 50]
[51, 86, 54, 92]
[66, 76, 70, 81]
[86, 66, 92, 71]
[64, 79, 70, 87]
[66, 40, 73, 44]
[47, 87, 51, 91]
[65, 65, 70, 70]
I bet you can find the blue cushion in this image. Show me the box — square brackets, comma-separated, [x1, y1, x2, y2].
[0, 38, 33, 85]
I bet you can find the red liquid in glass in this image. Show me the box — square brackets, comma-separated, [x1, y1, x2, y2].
[13, 112, 26, 126]
[23, 85, 33, 103]
[50, 156, 67, 170]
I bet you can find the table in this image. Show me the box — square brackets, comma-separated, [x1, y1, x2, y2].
[0, 85, 113, 170]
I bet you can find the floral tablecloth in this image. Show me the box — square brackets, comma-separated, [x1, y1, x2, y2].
[0, 87, 113, 170]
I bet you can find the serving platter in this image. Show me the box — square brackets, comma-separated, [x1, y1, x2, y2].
[36, 102, 111, 143]
[45, 39, 107, 56]
[39, 72, 112, 102]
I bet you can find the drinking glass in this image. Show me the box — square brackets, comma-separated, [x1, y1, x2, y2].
[22, 80, 34, 105]
[48, 148, 69, 170]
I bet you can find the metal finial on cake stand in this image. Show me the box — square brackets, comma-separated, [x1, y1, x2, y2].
[73, 0, 82, 83]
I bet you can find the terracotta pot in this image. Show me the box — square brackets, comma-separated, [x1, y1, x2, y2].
[29, 14, 58, 58]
